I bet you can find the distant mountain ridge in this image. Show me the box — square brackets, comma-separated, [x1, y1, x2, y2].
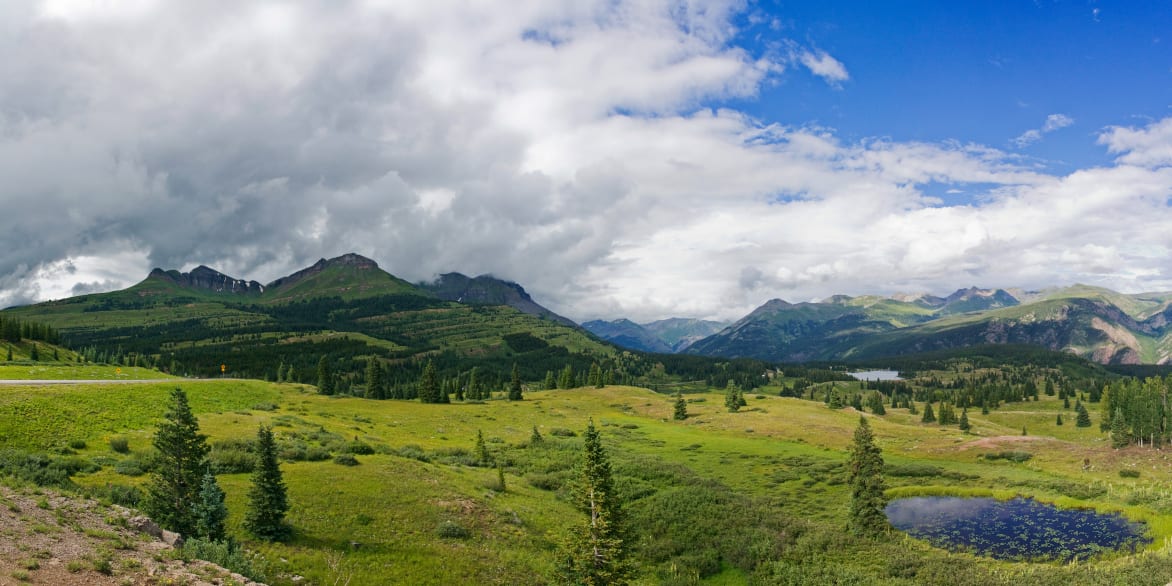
[420, 273, 575, 326]
[147, 266, 264, 295]
[683, 286, 1172, 365]
[583, 317, 726, 353]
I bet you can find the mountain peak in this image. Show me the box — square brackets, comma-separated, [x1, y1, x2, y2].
[146, 265, 263, 295]
[421, 273, 576, 326]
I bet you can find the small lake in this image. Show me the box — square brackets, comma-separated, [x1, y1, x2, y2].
[885, 496, 1150, 561]
[848, 370, 902, 381]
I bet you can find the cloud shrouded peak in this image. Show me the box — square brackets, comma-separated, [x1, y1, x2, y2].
[2, 1, 1172, 324]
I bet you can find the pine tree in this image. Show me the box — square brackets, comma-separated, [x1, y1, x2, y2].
[509, 363, 524, 400]
[475, 430, 490, 465]
[366, 358, 384, 399]
[1063, 396, 1070, 409]
[544, 370, 556, 390]
[921, 402, 936, 423]
[556, 420, 630, 584]
[1075, 402, 1092, 427]
[867, 392, 886, 415]
[530, 425, 544, 445]
[194, 469, 228, 542]
[244, 425, 289, 541]
[29, 344, 38, 361]
[847, 417, 889, 537]
[419, 360, 440, 403]
[467, 367, 481, 400]
[276, 362, 285, 383]
[959, 408, 971, 432]
[1055, 413, 1063, 426]
[142, 388, 210, 537]
[497, 463, 507, 492]
[587, 362, 602, 387]
[285, 365, 296, 384]
[937, 402, 957, 425]
[1111, 407, 1129, 449]
[981, 401, 990, 416]
[559, 365, 575, 389]
[5, 346, 11, 361]
[673, 393, 688, 420]
[316, 356, 334, 395]
[725, 386, 742, 413]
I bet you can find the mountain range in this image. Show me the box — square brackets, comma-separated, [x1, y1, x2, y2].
[680, 285, 1172, 365]
[7, 252, 1172, 366]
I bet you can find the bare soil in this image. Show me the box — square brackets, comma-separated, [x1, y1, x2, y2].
[0, 485, 260, 585]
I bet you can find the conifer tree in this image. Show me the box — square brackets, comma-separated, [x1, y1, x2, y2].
[937, 402, 957, 425]
[673, 393, 688, 420]
[1056, 413, 1063, 425]
[244, 425, 289, 541]
[29, 344, 38, 361]
[725, 386, 742, 413]
[959, 408, 971, 432]
[1111, 407, 1130, 449]
[509, 363, 524, 400]
[316, 356, 334, 395]
[475, 430, 490, 465]
[1075, 401, 1092, 427]
[867, 392, 886, 415]
[605, 369, 616, 386]
[847, 417, 889, 537]
[559, 365, 575, 389]
[587, 362, 602, 387]
[530, 425, 544, 445]
[544, 370, 556, 390]
[5, 346, 10, 361]
[276, 361, 285, 383]
[454, 379, 465, 401]
[467, 367, 481, 400]
[142, 388, 210, 537]
[981, 401, 990, 416]
[419, 360, 440, 403]
[194, 469, 228, 542]
[556, 420, 630, 584]
[366, 358, 384, 399]
[921, 402, 936, 423]
[285, 364, 296, 384]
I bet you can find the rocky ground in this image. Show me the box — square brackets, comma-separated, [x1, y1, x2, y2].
[0, 485, 261, 585]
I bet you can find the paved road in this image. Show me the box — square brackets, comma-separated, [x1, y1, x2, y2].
[0, 379, 237, 385]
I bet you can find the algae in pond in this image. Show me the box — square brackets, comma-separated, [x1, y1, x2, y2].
[885, 496, 1150, 561]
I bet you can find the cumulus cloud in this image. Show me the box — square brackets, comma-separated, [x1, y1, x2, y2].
[1, 2, 1172, 324]
[797, 49, 849, 85]
[1012, 113, 1075, 148]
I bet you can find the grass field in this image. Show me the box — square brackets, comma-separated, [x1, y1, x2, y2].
[3, 373, 1172, 585]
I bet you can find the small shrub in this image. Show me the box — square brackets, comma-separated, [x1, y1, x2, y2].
[982, 450, 1032, 463]
[526, 472, 566, 491]
[333, 454, 359, 466]
[251, 402, 278, 411]
[11, 570, 29, 582]
[1120, 469, 1141, 478]
[304, 447, 331, 462]
[345, 441, 375, 455]
[182, 538, 268, 583]
[107, 484, 142, 507]
[392, 445, 431, 462]
[114, 458, 147, 476]
[109, 437, 130, 454]
[620, 423, 639, 430]
[436, 521, 470, 539]
[66, 560, 85, 573]
[20, 559, 39, 571]
[68, 439, 87, 450]
[549, 428, 576, 437]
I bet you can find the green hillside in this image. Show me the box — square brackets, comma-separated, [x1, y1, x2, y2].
[2, 254, 615, 390]
[4, 364, 1172, 584]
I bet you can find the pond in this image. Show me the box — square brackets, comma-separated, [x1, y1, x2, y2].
[885, 496, 1150, 561]
[847, 369, 902, 381]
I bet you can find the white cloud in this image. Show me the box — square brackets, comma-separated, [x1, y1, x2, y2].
[1, 2, 1172, 325]
[1012, 113, 1075, 148]
[1099, 117, 1172, 167]
[797, 49, 849, 85]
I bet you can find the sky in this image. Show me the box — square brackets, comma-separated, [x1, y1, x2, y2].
[1, 0, 1171, 323]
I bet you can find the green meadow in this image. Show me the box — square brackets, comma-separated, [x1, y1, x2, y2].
[3, 374, 1172, 584]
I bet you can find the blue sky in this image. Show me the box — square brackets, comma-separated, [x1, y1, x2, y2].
[1, 1, 1171, 322]
[732, 1, 1170, 172]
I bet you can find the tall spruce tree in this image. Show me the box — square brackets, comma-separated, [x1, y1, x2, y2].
[366, 359, 384, 399]
[673, 393, 688, 421]
[509, 363, 524, 400]
[544, 370, 557, 390]
[244, 425, 289, 541]
[142, 388, 210, 537]
[847, 416, 889, 537]
[1111, 407, 1130, 449]
[467, 367, 481, 400]
[419, 360, 440, 403]
[725, 386, 742, 413]
[1075, 401, 1092, 427]
[556, 420, 630, 585]
[194, 469, 228, 542]
[559, 365, 575, 389]
[959, 408, 971, 432]
[921, 402, 936, 423]
[316, 356, 334, 395]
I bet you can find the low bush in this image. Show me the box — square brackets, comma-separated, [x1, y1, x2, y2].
[982, 450, 1032, 463]
[333, 454, 359, 466]
[182, 538, 268, 583]
[109, 437, 130, 454]
[1120, 469, 1141, 478]
[436, 521, 470, 539]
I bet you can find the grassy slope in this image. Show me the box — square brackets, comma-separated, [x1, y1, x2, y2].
[2, 372, 1172, 584]
[262, 263, 422, 304]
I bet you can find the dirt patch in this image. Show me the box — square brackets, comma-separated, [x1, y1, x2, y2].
[0, 486, 260, 585]
[958, 435, 1053, 451]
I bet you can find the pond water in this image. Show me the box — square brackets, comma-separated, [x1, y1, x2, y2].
[885, 496, 1150, 561]
[847, 370, 902, 381]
